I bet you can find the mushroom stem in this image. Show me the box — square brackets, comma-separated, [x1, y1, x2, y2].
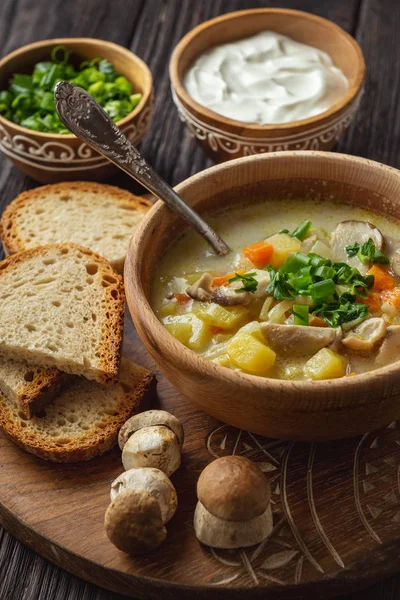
[194, 501, 273, 549]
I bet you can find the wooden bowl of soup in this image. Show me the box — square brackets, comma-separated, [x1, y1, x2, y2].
[125, 151, 400, 441]
[0, 38, 153, 183]
[169, 9, 365, 163]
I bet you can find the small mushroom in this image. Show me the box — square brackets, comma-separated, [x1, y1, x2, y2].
[376, 325, 400, 365]
[122, 425, 181, 477]
[330, 221, 383, 274]
[194, 456, 272, 549]
[186, 273, 213, 301]
[342, 317, 386, 352]
[210, 286, 251, 306]
[118, 409, 184, 451]
[110, 468, 178, 523]
[105, 489, 166, 554]
[260, 323, 340, 356]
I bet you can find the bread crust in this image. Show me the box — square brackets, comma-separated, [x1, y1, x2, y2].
[0, 243, 125, 384]
[0, 360, 153, 462]
[0, 181, 152, 257]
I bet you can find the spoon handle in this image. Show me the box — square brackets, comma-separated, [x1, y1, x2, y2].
[54, 82, 230, 256]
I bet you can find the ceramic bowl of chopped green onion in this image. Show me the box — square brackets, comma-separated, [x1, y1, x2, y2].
[0, 38, 153, 182]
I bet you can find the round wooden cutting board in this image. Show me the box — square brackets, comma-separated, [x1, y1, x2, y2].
[0, 312, 399, 599]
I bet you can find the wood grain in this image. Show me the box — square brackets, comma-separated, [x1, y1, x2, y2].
[0, 312, 400, 599]
[126, 151, 400, 441]
[0, 0, 400, 599]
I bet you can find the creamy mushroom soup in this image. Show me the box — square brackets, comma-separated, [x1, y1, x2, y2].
[152, 199, 400, 380]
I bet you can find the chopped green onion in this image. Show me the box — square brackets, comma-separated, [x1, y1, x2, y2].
[292, 274, 313, 292]
[309, 253, 329, 268]
[313, 265, 336, 280]
[291, 220, 312, 241]
[309, 279, 336, 302]
[291, 304, 309, 326]
[0, 45, 142, 133]
[280, 252, 310, 275]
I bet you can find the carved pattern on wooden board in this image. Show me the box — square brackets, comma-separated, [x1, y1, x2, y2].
[204, 421, 400, 587]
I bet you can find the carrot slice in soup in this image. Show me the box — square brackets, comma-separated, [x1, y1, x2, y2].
[358, 292, 382, 313]
[381, 287, 400, 310]
[175, 293, 191, 305]
[212, 270, 245, 287]
[367, 265, 397, 291]
[242, 242, 273, 268]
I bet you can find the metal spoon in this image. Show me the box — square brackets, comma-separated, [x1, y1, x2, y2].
[54, 82, 230, 256]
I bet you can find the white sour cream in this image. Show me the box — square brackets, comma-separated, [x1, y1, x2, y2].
[184, 31, 349, 125]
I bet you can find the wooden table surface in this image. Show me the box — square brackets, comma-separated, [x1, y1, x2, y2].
[0, 0, 399, 598]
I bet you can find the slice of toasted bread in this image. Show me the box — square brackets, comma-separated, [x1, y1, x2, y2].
[0, 182, 152, 274]
[0, 358, 153, 462]
[0, 244, 124, 383]
[0, 356, 71, 419]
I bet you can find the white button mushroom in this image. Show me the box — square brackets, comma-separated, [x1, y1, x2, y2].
[110, 468, 178, 523]
[260, 322, 340, 356]
[118, 410, 184, 477]
[105, 489, 167, 554]
[122, 425, 181, 476]
[342, 317, 387, 352]
[118, 409, 184, 450]
[330, 220, 383, 274]
[194, 456, 272, 549]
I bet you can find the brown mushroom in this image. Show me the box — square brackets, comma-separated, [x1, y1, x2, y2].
[330, 220, 383, 274]
[375, 325, 400, 365]
[210, 286, 251, 306]
[194, 456, 272, 548]
[118, 409, 184, 451]
[105, 489, 167, 554]
[122, 425, 181, 477]
[110, 468, 178, 523]
[186, 273, 213, 301]
[260, 323, 340, 356]
[342, 317, 386, 352]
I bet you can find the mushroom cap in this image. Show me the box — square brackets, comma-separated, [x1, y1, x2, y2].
[342, 317, 386, 352]
[122, 425, 181, 477]
[194, 501, 273, 549]
[105, 489, 167, 554]
[110, 468, 178, 523]
[118, 409, 184, 450]
[197, 456, 271, 521]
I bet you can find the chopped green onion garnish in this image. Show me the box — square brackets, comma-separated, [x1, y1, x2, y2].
[0, 45, 142, 133]
[280, 252, 310, 275]
[291, 304, 309, 326]
[291, 220, 312, 241]
[309, 279, 336, 302]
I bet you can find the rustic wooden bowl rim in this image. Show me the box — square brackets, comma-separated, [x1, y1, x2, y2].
[127, 150, 400, 400]
[0, 37, 153, 140]
[169, 8, 366, 131]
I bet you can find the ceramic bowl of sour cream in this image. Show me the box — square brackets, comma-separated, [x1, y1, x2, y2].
[169, 9, 365, 162]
